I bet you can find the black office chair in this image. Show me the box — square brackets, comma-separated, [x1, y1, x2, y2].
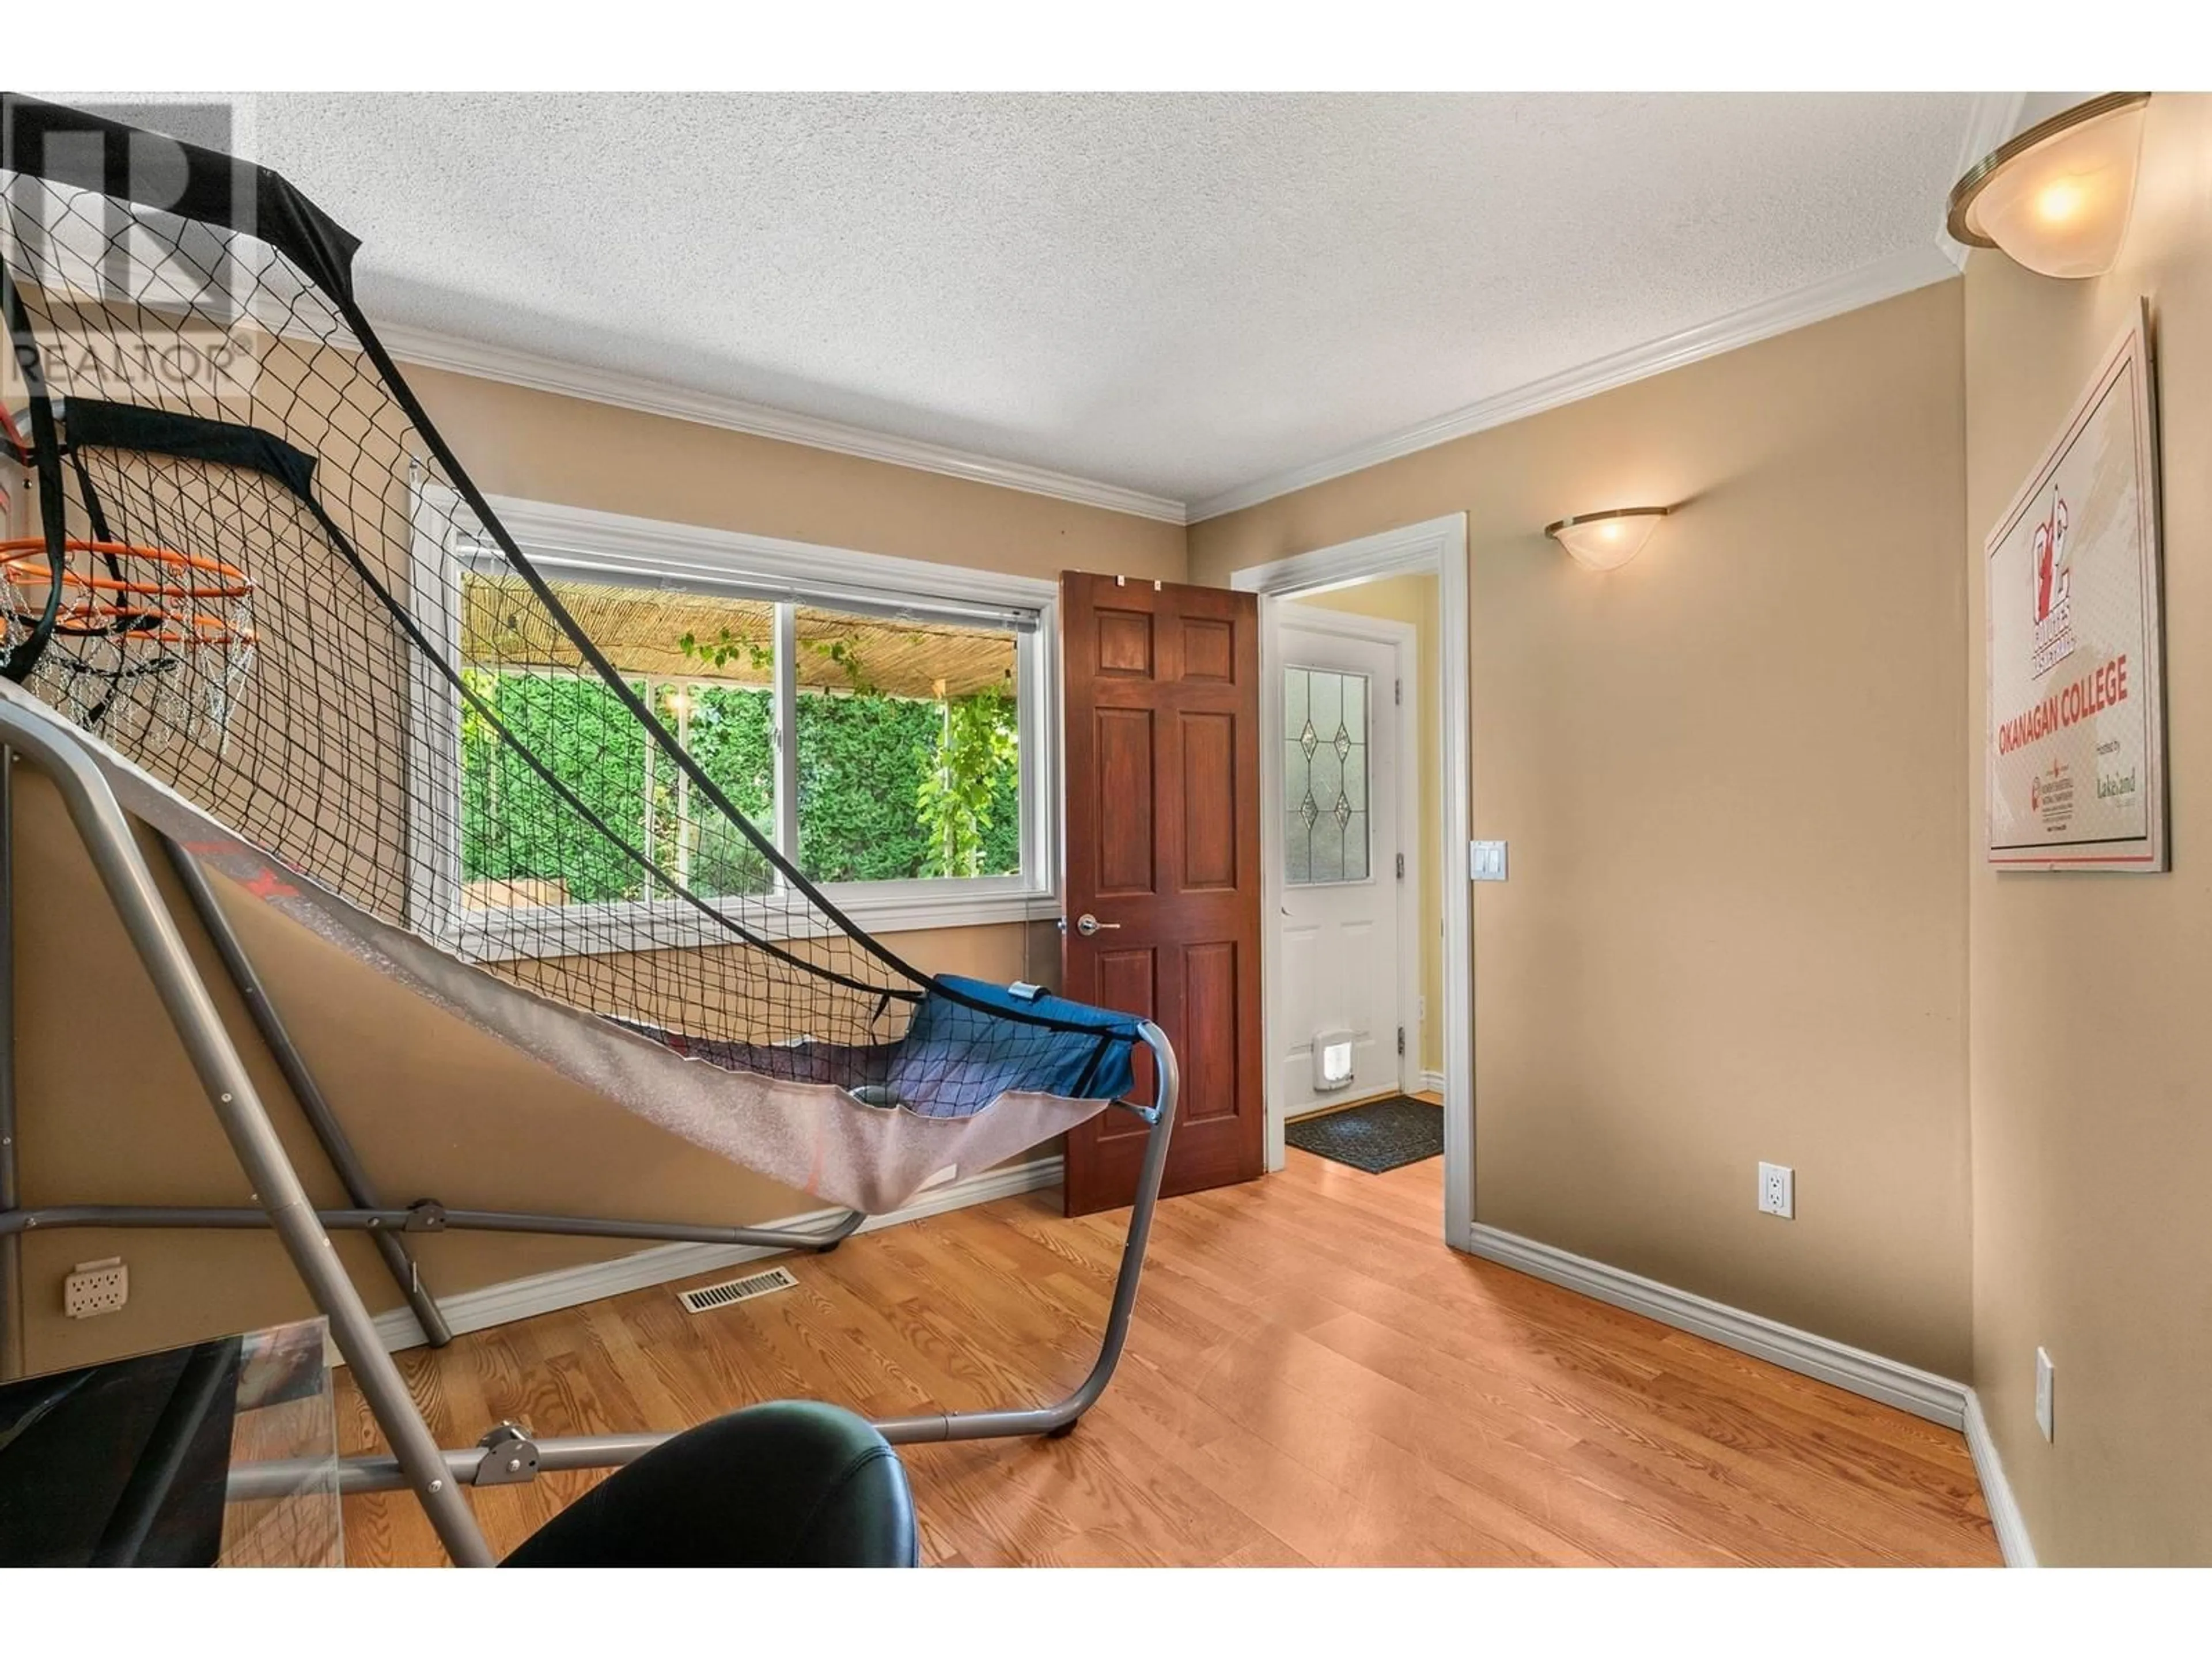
[503, 1400, 919, 1568]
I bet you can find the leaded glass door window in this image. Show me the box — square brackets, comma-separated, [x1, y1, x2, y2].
[1283, 665, 1370, 884]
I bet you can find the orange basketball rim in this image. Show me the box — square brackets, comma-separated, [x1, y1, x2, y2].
[1, 536, 258, 647]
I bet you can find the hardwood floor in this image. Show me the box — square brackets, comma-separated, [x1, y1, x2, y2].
[335, 1152, 2001, 1566]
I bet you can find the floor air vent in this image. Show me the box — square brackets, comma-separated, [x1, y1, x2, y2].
[678, 1265, 799, 1313]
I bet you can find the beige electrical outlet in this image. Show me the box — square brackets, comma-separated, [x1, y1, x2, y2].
[63, 1257, 130, 1319]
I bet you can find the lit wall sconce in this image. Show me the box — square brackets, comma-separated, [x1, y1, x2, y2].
[1948, 93, 2150, 279]
[1545, 506, 1669, 571]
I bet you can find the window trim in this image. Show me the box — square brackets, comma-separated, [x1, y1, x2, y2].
[407, 483, 1061, 959]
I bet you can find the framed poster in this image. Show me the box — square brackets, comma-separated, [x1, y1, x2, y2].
[1986, 305, 2166, 872]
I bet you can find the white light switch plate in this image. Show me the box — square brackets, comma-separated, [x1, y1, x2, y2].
[1470, 840, 1508, 881]
[2035, 1347, 2055, 1441]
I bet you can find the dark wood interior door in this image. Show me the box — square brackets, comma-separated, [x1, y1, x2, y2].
[1060, 573, 1264, 1215]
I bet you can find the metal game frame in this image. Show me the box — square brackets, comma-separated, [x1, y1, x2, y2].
[0, 696, 1178, 1567]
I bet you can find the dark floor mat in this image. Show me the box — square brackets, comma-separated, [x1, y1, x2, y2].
[1284, 1094, 1443, 1174]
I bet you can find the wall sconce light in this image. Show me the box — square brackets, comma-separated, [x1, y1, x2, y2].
[1545, 506, 1669, 571]
[1948, 93, 2151, 279]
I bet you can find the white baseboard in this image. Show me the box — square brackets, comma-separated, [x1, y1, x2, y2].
[366, 1156, 1063, 1354]
[1963, 1389, 2039, 1567]
[1466, 1223, 1970, 1427]
[1418, 1069, 1446, 1095]
[1467, 1222, 2039, 1565]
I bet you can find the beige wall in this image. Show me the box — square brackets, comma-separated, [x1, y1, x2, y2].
[8, 371, 1179, 1376]
[408, 368, 1187, 585]
[1191, 282, 1973, 1375]
[1287, 575, 1445, 1074]
[1963, 93, 2212, 1565]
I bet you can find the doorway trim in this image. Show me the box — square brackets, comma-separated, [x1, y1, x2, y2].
[1271, 602, 1422, 1108]
[1232, 512, 1474, 1248]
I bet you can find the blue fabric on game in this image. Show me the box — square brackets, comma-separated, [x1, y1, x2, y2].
[887, 976, 1142, 1118]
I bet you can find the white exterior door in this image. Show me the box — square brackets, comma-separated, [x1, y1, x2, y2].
[1275, 609, 1407, 1116]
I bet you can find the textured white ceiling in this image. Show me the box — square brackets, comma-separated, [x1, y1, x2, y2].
[241, 92, 1978, 509]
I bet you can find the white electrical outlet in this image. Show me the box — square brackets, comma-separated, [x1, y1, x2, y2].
[1756, 1162, 1794, 1219]
[63, 1256, 129, 1319]
[2035, 1347, 2055, 1441]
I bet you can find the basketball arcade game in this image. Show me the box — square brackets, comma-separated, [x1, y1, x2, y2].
[0, 94, 1176, 1566]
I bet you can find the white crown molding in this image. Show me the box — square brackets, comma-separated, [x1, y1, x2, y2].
[374, 321, 1188, 527]
[1964, 1388, 2040, 1567]
[1953, 92, 2032, 176]
[1195, 95, 2022, 518]
[1939, 92, 2032, 269]
[1192, 243, 1961, 522]
[382, 96, 2021, 537]
[1467, 1222, 1971, 1428]
[363, 1154, 1062, 1353]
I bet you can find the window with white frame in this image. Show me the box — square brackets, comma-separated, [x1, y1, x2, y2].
[409, 487, 1059, 955]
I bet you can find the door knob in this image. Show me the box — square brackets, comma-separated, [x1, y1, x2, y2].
[1074, 912, 1120, 937]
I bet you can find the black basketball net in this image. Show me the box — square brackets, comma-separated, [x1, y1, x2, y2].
[1, 96, 1095, 1115]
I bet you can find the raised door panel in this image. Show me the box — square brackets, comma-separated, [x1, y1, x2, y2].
[1180, 618, 1234, 682]
[1094, 707, 1156, 896]
[1179, 710, 1238, 892]
[1178, 940, 1243, 1127]
[1093, 945, 1158, 1150]
[1095, 609, 1155, 676]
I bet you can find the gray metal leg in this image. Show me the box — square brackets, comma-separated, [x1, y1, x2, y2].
[231, 1024, 1180, 1501]
[157, 832, 454, 1348]
[0, 747, 21, 1382]
[0, 697, 494, 1567]
[2, 1200, 870, 1255]
[872, 1020, 1179, 1445]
